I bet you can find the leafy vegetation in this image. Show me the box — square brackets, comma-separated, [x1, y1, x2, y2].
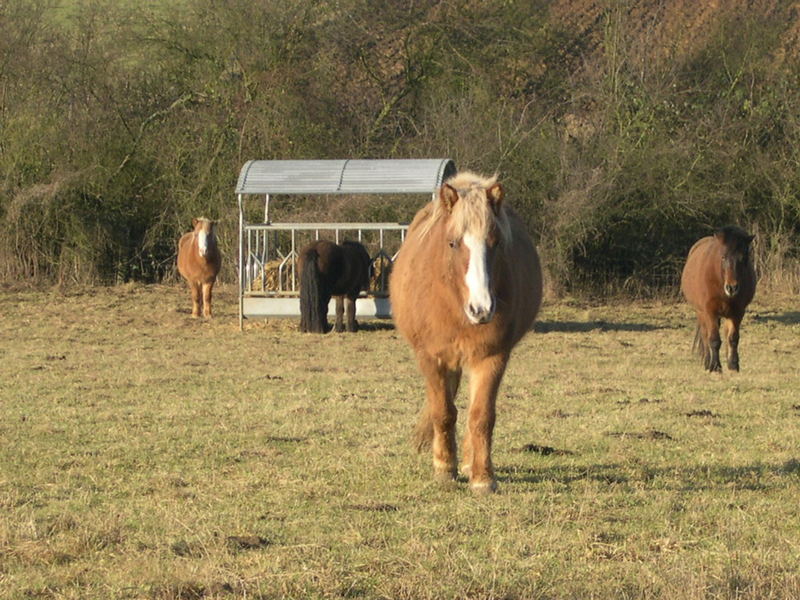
[1, 1, 800, 294]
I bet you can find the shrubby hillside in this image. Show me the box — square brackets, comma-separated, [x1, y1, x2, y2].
[2, 0, 799, 294]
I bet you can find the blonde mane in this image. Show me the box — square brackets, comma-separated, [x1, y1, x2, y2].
[419, 171, 511, 243]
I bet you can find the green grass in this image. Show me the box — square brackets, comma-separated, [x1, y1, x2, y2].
[1, 283, 799, 599]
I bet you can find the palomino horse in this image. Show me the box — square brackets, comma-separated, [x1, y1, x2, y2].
[389, 172, 543, 494]
[298, 240, 371, 333]
[177, 217, 222, 318]
[681, 225, 756, 372]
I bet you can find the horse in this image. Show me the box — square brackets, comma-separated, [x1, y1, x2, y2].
[680, 225, 756, 372]
[389, 171, 543, 494]
[298, 240, 371, 333]
[177, 217, 222, 318]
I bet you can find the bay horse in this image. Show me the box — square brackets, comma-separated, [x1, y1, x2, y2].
[177, 217, 222, 318]
[298, 240, 371, 333]
[681, 225, 756, 372]
[389, 172, 543, 494]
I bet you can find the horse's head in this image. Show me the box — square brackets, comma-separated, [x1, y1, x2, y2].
[436, 174, 511, 325]
[715, 226, 754, 298]
[193, 217, 217, 257]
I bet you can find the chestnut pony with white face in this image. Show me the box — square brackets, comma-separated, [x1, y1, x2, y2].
[177, 217, 222, 318]
[390, 171, 543, 494]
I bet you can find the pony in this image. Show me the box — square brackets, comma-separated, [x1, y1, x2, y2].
[680, 225, 756, 372]
[389, 172, 543, 494]
[298, 240, 371, 333]
[177, 217, 222, 318]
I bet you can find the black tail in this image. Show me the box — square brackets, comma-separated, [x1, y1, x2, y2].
[299, 250, 329, 333]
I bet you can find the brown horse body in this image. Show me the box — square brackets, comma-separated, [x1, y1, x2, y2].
[681, 226, 756, 372]
[390, 172, 542, 493]
[177, 218, 222, 318]
[298, 240, 371, 333]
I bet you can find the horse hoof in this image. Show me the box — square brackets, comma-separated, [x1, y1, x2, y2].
[433, 468, 457, 484]
[469, 480, 497, 495]
[459, 464, 472, 478]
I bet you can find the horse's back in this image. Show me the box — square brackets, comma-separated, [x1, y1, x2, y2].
[390, 205, 440, 340]
[177, 232, 195, 279]
[298, 240, 341, 286]
[503, 207, 542, 343]
[681, 235, 717, 307]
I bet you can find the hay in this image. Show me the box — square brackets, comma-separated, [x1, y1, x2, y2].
[250, 258, 294, 292]
[370, 255, 393, 294]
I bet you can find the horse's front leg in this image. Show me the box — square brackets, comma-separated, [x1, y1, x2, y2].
[463, 353, 508, 494]
[725, 313, 743, 371]
[190, 281, 202, 318]
[344, 295, 358, 332]
[701, 308, 722, 372]
[202, 281, 214, 318]
[419, 357, 460, 483]
[334, 296, 345, 332]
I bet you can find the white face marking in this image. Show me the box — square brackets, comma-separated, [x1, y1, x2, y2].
[197, 230, 209, 256]
[463, 232, 494, 324]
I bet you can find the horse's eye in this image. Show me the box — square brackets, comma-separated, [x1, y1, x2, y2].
[448, 239, 458, 249]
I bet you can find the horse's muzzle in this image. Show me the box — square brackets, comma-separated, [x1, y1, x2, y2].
[466, 297, 495, 325]
[724, 283, 739, 297]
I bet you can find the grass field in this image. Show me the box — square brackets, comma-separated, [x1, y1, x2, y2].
[1, 283, 799, 599]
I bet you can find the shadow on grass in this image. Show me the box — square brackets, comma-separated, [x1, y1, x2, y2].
[358, 320, 396, 332]
[752, 311, 800, 325]
[496, 459, 800, 491]
[355, 318, 676, 334]
[534, 320, 670, 333]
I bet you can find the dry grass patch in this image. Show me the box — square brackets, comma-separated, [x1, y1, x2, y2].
[1, 284, 799, 599]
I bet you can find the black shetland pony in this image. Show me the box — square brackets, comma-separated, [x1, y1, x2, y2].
[298, 240, 371, 333]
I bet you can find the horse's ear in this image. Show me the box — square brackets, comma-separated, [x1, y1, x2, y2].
[487, 183, 504, 213]
[192, 218, 199, 228]
[439, 184, 459, 211]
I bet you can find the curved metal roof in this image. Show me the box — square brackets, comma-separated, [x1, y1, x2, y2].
[235, 158, 456, 195]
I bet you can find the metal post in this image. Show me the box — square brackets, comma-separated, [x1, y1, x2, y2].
[291, 229, 296, 292]
[238, 193, 244, 331]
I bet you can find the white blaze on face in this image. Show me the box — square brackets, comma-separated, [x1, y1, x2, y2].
[197, 228, 210, 257]
[463, 232, 494, 324]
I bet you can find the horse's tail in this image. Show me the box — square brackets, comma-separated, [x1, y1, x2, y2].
[299, 249, 328, 333]
[413, 405, 434, 452]
[692, 324, 709, 368]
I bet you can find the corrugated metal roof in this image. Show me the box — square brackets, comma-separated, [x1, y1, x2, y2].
[235, 158, 456, 195]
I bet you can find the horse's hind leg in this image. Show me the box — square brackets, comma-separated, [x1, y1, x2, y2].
[463, 354, 507, 494]
[190, 281, 202, 318]
[202, 281, 214, 318]
[334, 296, 345, 332]
[419, 357, 460, 484]
[344, 295, 358, 332]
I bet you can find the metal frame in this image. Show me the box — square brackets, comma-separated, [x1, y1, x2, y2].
[236, 159, 456, 328]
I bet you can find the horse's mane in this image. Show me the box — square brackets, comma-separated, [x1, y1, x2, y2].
[714, 225, 751, 247]
[419, 171, 511, 243]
